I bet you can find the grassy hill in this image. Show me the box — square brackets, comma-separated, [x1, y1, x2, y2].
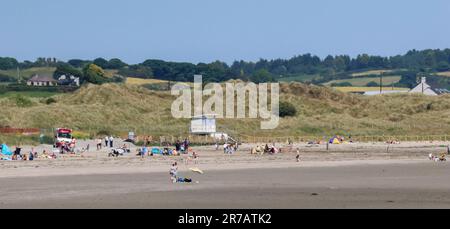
[1, 83, 450, 140]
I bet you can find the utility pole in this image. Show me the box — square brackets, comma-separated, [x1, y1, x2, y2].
[379, 74, 383, 94]
[17, 66, 21, 83]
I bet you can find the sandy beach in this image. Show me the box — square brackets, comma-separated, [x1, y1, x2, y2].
[1, 141, 449, 208]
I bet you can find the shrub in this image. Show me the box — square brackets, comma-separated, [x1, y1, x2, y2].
[366, 81, 380, 87]
[279, 101, 297, 117]
[96, 130, 111, 136]
[331, 82, 352, 87]
[45, 97, 57, 105]
[39, 135, 55, 145]
[72, 131, 90, 140]
[12, 95, 33, 107]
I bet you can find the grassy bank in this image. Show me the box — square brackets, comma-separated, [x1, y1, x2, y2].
[0, 83, 449, 139]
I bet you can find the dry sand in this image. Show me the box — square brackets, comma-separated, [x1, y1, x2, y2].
[1, 141, 449, 208]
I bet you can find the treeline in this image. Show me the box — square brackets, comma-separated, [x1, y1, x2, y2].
[1, 49, 450, 84]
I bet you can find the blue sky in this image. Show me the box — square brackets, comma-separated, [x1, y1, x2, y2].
[1, 0, 450, 64]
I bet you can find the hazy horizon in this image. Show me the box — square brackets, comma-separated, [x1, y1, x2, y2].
[2, 0, 450, 64]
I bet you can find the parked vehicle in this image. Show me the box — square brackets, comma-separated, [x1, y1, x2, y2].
[54, 128, 73, 148]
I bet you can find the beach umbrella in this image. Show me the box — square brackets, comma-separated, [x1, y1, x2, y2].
[190, 167, 204, 174]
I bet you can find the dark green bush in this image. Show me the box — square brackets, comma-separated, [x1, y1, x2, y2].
[45, 97, 57, 105]
[279, 101, 297, 117]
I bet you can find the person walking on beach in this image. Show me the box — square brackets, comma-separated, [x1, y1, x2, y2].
[183, 139, 190, 152]
[104, 136, 109, 148]
[109, 136, 114, 148]
[175, 140, 181, 152]
[447, 145, 450, 155]
[223, 143, 228, 154]
[296, 149, 301, 162]
[96, 138, 102, 150]
[192, 151, 198, 164]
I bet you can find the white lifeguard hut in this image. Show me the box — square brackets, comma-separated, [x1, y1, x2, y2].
[190, 114, 217, 135]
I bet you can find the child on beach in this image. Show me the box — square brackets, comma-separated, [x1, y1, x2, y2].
[296, 149, 300, 162]
[192, 152, 198, 164]
[170, 162, 178, 183]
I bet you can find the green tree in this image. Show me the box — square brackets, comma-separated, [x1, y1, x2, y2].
[93, 58, 109, 69]
[0, 57, 19, 70]
[250, 69, 274, 83]
[108, 58, 127, 69]
[54, 63, 83, 79]
[83, 64, 108, 84]
[68, 59, 91, 68]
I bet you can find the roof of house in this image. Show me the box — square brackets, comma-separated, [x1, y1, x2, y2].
[27, 74, 57, 82]
[409, 77, 439, 96]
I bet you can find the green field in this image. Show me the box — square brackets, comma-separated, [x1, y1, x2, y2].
[0, 67, 56, 80]
[350, 69, 395, 77]
[435, 71, 450, 77]
[278, 74, 322, 82]
[323, 76, 401, 86]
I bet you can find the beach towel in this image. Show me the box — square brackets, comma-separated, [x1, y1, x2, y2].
[190, 167, 204, 174]
[1, 144, 13, 156]
[151, 147, 161, 155]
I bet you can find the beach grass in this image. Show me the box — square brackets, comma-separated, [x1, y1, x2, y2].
[0, 83, 449, 139]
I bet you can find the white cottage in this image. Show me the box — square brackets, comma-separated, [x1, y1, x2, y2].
[409, 77, 438, 96]
[27, 75, 57, 86]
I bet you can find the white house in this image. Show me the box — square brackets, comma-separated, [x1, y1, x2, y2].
[58, 75, 80, 86]
[409, 77, 438, 96]
[27, 75, 57, 86]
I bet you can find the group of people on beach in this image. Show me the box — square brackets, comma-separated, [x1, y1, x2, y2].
[0, 145, 57, 161]
[96, 136, 115, 150]
[129, 138, 194, 158]
[250, 143, 279, 155]
[58, 137, 77, 154]
[220, 142, 238, 154]
[428, 145, 450, 162]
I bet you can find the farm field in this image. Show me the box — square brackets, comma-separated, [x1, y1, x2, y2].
[0, 67, 56, 80]
[351, 69, 395, 77]
[125, 77, 170, 85]
[332, 86, 409, 93]
[435, 71, 450, 77]
[324, 76, 402, 86]
[278, 74, 322, 82]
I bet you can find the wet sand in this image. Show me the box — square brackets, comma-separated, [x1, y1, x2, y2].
[1, 161, 450, 208]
